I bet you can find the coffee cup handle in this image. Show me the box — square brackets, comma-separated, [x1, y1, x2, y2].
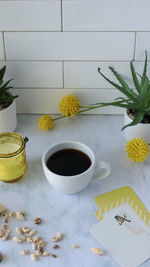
[92, 161, 111, 181]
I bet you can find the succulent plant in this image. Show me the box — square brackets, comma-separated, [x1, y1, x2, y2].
[0, 65, 17, 108]
[96, 51, 150, 130]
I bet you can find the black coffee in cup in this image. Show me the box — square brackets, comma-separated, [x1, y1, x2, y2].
[46, 148, 91, 176]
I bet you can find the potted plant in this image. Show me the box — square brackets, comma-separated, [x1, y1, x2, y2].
[0, 65, 18, 133]
[94, 51, 150, 141]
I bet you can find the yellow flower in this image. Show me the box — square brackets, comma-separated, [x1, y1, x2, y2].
[59, 95, 80, 117]
[38, 115, 53, 131]
[126, 138, 150, 162]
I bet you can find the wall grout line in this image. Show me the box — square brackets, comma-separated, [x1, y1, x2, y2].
[2, 30, 140, 33]
[62, 61, 65, 88]
[13, 88, 119, 90]
[61, 0, 63, 32]
[133, 31, 137, 60]
[0, 60, 138, 63]
[2, 32, 6, 61]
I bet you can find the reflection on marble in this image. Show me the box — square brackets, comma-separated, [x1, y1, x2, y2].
[0, 114, 150, 267]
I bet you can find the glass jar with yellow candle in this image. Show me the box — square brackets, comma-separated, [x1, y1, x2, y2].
[0, 132, 28, 182]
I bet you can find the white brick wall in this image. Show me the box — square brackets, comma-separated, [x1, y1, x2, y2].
[0, 0, 149, 114]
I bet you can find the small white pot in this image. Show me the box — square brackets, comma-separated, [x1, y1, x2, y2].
[124, 109, 150, 142]
[0, 100, 17, 133]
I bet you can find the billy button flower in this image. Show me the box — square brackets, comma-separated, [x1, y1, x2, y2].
[59, 95, 80, 117]
[38, 115, 53, 131]
[126, 138, 150, 163]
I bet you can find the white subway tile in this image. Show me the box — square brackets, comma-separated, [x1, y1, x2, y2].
[63, 0, 150, 31]
[135, 32, 150, 60]
[5, 32, 134, 61]
[0, 1, 61, 31]
[0, 61, 63, 88]
[0, 33, 4, 60]
[64, 62, 133, 89]
[64, 61, 148, 89]
[13, 88, 123, 114]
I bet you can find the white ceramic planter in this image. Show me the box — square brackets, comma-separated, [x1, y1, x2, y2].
[0, 100, 17, 133]
[124, 109, 150, 142]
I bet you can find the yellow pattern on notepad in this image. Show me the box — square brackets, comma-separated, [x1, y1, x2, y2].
[95, 186, 150, 226]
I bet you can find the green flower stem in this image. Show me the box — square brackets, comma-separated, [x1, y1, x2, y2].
[78, 105, 103, 113]
[53, 99, 128, 122]
[53, 104, 104, 122]
[53, 115, 65, 121]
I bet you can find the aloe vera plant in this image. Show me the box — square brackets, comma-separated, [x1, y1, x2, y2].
[95, 51, 150, 130]
[0, 65, 17, 109]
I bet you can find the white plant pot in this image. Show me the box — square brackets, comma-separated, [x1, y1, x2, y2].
[0, 100, 17, 133]
[124, 109, 150, 142]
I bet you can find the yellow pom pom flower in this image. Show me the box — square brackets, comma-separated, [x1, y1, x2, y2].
[38, 115, 53, 131]
[59, 95, 80, 117]
[126, 138, 150, 162]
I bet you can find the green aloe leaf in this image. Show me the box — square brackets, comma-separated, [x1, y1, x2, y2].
[0, 78, 13, 96]
[121, 111, 145, 130]
[130, 61, 140, 93]
[90, 100, 138, 109]
[142, 51, 148, 78]
[0, 66, 6, 82]
[97, 68, 124, 91]
[109, 67, 138, 100]
[140, 76, 150, 102]
[140, 51, 148, 88]
[0, 95, 17, 105]
[98, 68, 138, 102]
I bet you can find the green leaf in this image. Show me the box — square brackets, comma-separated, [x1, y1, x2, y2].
[90, 100, 138, 109]
[0, 95, 17, 105]
[121, 111, 145, 130]
[97, 68, 124, 90]
[130, 61, 140, 93]
[109, 67, 138, 100]
[140, 76, 150, 102]
[140, 51, 148, 88]
[136, 73, 142, 79]
[142, 51, 148, 78]
[98, 67, 138, 102]
[0, 66, 6, 82]
[0, 78, 13, 96]
[114, 97, 129, 101]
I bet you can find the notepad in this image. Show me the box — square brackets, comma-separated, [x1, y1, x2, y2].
[90, 187, 150, 267]
[94, 187, 150, 227]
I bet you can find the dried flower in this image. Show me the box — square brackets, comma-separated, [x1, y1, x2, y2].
[38, 115, 53, 131]
[16, 211, 24, 220]
[53, 244, 59, 249]
[91, 248, 103, 255]
[22, 226, 30, 233]
[126, 138, 150, 162]
[59, 95, 80, 117]
[31, 253, 37, 261]
[0, 251, 3, 262]
[29, 230, 36, 237]
[2, 229, 10, 241]
[21, 250, 29, 255]
[51, 254, 57, 258]
[72, 244, 78, 248]
[34, 217, 41, 225]
[57, 232, 63, 241]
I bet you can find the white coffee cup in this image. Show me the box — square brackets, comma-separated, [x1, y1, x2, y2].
[42, 141, 111, 194]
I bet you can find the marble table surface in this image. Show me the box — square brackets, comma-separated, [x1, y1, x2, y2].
[0, 114, 150, 267]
